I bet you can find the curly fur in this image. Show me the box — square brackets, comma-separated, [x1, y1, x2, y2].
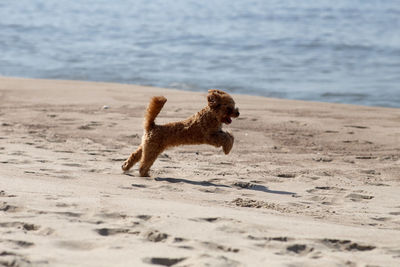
[122, 89, 240, 177]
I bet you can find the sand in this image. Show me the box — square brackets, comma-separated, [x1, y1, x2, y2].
[0, 76, 399, 267]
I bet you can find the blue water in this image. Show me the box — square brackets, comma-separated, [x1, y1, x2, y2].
[1, 0, 399, 107]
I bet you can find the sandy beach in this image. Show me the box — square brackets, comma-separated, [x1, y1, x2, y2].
[0, 77, 399, 266]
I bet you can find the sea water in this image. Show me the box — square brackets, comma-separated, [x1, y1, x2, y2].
[1, 0, 399, 107]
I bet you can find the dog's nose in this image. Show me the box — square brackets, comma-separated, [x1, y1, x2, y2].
[235, 108, 240, 117]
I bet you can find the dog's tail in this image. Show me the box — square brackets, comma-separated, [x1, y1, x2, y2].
[144, 96, 167, 132]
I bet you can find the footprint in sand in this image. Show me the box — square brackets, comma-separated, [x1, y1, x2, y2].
[54, 150, 74, 154]
[0, 202, 21, 212]
[110, 157, 126, 162]
[57, 174, 77, 180]
[56, 240, 96, 251]
[0, 190, 17, 198]
[276, 173, 296, 178]
[0, 222, 40, 231]
[2, 239, 35, 249]
[96, 211, 127, 220]
[247, 235, 294, 242]
[306, 186, 335, 193]
[144, 230, 169, 242]
[312, 157, 333, 162]
[94, 228, 139, 236]
[2, 159, 31, 165]
[131, 183, 148, 188]
[53, 211, 82, 218]
[55, 202, 78, 208]
[37, 227, 55, 236]
[198, 187, 227, 194]
[200, 241, 240, 253]
[345, 193, 374, 202]
[232, 198, 288, 212]
[370, 216, 391, 222]
[345, 125, 369, 129]
[176, 245, 194, 250]
[320, 239, 375, 252]
[158, 185, 184, 192]
[33, 209, 82, 220]
[0, 251, 19, 257]
[286, 244, 314, 256]
[360, 169, 381, 175]
[193, 217, 221, 223]
[10, 151, 26, 156]
[0, 252, 34, 267]
[61, 163, 82, 167]
[143, 257, 187, 266]
[305, 186, 346, 205]
[136, 215, 152, 221]
[78, 121, 102, 130]
[355, 156, 377, 160]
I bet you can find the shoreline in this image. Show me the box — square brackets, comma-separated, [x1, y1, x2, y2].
[1, 76, 400, 266]
[2, 75, 399, 110]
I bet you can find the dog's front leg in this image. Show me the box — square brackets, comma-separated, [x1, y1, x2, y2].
[122, 146, 143, 172]
[208, 131, 234, 154]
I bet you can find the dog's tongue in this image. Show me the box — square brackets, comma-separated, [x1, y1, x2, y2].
[226, 117, 232, 124]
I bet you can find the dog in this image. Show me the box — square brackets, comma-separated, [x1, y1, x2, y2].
[121, 89, 240, 177]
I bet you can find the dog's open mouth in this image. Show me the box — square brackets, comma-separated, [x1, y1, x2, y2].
[223, 116, 232, 124]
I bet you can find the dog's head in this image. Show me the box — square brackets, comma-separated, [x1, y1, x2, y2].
[207, 89, 240, 125]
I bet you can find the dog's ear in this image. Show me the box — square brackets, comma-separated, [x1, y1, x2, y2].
[207, 91, 221, 108]
[208, 89, 226, 95]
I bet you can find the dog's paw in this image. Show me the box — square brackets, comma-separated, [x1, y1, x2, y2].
[121, 161, 130, 172]
[139, 168, 150, 177]
[223, 143, 233, 154]
[223, 134, 234, 154]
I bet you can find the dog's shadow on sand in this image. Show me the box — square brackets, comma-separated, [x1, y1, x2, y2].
[245, 184, 295, 195]
[154, 177, 230, 188]
[154, 177, 295, 196]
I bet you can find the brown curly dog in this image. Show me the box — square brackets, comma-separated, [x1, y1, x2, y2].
[121, 89, 240, 177]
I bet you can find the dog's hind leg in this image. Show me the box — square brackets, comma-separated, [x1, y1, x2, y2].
[139, 144, 162, 177]
[122, 146, 143, 172]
